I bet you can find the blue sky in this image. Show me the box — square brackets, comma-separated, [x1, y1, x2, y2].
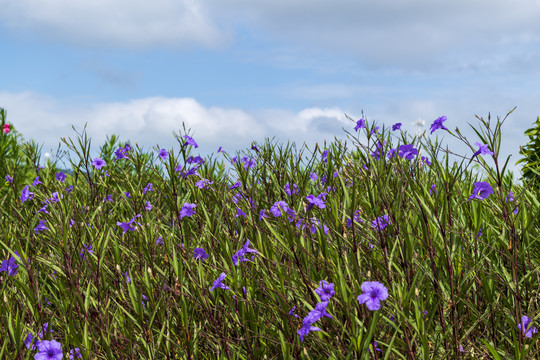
[1, 0, 539, 176]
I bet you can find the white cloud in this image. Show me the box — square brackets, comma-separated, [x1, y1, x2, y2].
[0, 90, 531, 177]
[0, 92, 353, 158]
[0, 0, 230, 49]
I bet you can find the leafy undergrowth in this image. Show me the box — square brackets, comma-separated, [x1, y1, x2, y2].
[1, 110, 539, 359]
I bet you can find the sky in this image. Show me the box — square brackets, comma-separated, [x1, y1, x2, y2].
[1, 0, 539, 177]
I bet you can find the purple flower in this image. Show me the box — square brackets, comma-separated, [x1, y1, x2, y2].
[180, 203, 196, 219]
[270, 201, 289, 217]
[55, 172, 67, 183]
[34, 220, 49, 234]
[187, 155, 204, 165]
[235, 208, 246, 218]
[472, 142, 494, 158]
[357, 281, 389, 311]
[392, 123, 402, 131]
[477, 229, 482, 237]
[430, 116, 448, 134]
[306, 301, 333, 323]
[468, 182, 493, 201]
[69, 347, 82, 359]
[259, 209, 268, 221]
[232, 239, 258, 266]
[421, 156, 431, 166]
[371, 215, 391, 231]
[155, 236, 164, 245]
[145, 201, 152, 211]
[21, 186, 34, 203]
[195, 178, 214, 189]
[158, 149, 168, 160]
[321, 150, 329, 163]
[24, 332, 40, 350]
[92, 158, 106, 169]
[0, 255, 19, 276]
[229, 181, 241, 190]
[5, 175, 13, 183]
[143, 183, 153, 194]
[80, 244, 94, 260]
[210, 272, 230, 292]
[115, 146, 130, 160]
[32, 176, 43, 187]
[217, 146, 224, 153]
[306, 194, 326, 209]
[398, 144, 418, 160]
[505, 191, 514, 202]
[241, 156, 256, 170]
[371, 141, 386, 160]
[283, 183, 298, 196]
[309, 173, 318, 181]
[518, 316, 538, 338]
[310, 217, 329, 235]
[429, 184, 436, 195]
[315, 280, 335, 301]
[298, 322, 322, 342]
[103, 194, 113, 203]
[354, 118, 366, 131]
[116, 215, 141, 234]
[35, 340, 63, 360]
[387, 148, 397, 159]
[369, 341, 383, 354]
[183, 135, 199, 148]
[193, 248, 209, 261]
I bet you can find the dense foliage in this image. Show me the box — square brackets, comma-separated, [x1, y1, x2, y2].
[517, 116, 540, 190]
[0, 108, 539, 359]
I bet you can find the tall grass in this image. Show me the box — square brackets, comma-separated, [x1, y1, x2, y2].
[0, 109, 538, 359]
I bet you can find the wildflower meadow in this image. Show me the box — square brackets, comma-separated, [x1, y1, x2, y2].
[1, 106, 540, 359]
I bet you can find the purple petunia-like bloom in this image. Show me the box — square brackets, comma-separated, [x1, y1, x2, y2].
[232, 239, 258, 265]
[32, 176, 43, 187]
[183, 135, 199, 148]
[180, 203, 196, 219]
[158, 149, 168, 160]
[270, 200, 289, 217]
[210, 272, 230, 292]
[518, 316, 538, 338]
[315, 280, 335, 301]
[430, 116, 448, 134]
[298, 322, 322, 342]
[193, 248, 209, 261]
[357, 281, 389, 311]
[398, 144, 418, 160]
[70, 347, 82, 359]
[306, 194, 326, 210]
[92, 157, 106, 169]
[355, 118, 366, 131]
[34, 220, 49, 234]
[55, 172, 67, 183]
[372, 215, 391, 231]
[117, 215, 141, 235]
[472, 142, 494, 158]
[21, 185, 34, 203]
[5, 174, 13, 183]
[35, 339, 63, 360]
[80, 244, 94, 260]
[195, 178, 214, 189]
[0, 255, 19, 276]
[468, 182, 493, 201]
[283, 183, 298, 196]
[392, 122, 402, 131]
